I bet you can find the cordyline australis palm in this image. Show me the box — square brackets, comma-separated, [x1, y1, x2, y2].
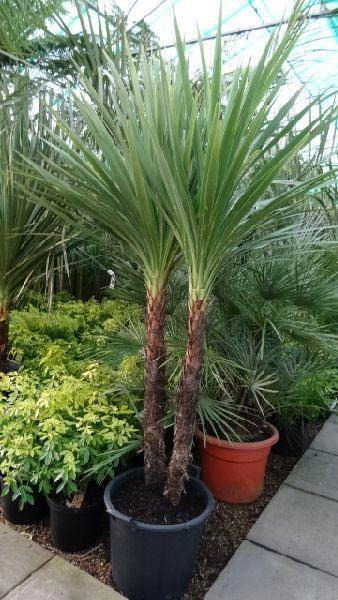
[28, 1, 336, 503]
[0, 79, 73, 371]
[159, 4, 337, 502]
[24, 62, 180, 487]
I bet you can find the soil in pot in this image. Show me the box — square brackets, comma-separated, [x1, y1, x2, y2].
[104, 467, 214, 600]
[1, 487, 48, 525]
[47, 486, 104, 553]
[204, 418, 271, 443]
[196, 421, 279, 504]
[112, 471, 205, 525]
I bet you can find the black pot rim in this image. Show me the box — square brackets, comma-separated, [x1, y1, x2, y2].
[104, 467, 214, 532]
[1, 359, 21, 373]
[47, 494, 101, 514]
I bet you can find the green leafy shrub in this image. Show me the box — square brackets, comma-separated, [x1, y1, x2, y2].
[0, 364, 140, 507]
[10, 296, 142, 364]
[52, 297, 142, 331]
[14, 308, 82, 341]
[0, 296, 144, 507]
[275, 363, 337, 424]
[291, 371, 337, 420]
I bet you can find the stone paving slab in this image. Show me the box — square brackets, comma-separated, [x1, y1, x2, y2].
[286, 448, 338, 501]
[4, 555, 125, 600]
[205, 540, 338, 600]
[0, 522, 52, 599]
[310, 417, 338, 455]
[247, 484, 338, 577]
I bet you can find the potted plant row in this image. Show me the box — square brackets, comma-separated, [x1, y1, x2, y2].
[0, 295, 143, 529]
[0, 360, 139, 552]
[272, 366, 338, 457]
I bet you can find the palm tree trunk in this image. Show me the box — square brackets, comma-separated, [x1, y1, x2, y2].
[164, 299, 206, 505]
[0, 305, 9, 370]
[143, 289, 167, 488]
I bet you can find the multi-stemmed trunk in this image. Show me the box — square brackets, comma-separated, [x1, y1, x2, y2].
[143, 289, 167, 488]
[165, 299, 206, 505]
[0, 305, 9, 372]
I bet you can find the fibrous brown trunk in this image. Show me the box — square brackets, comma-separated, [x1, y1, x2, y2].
[0, 305, 9, 372]
[164, 299, 206, 505]
[143, 290, 167, 488]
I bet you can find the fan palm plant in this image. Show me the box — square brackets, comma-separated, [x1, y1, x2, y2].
[26, 1, 337, 503]
[0, 78, 73, 370]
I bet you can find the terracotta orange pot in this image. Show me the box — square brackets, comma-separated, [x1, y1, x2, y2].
[195, 422, 279, 504]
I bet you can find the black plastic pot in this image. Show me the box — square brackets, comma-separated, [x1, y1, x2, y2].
[273, 432, 305, 457]
[47, 495, 103, 552]
[7, 359, 21, 373]
[0, 359, 21, 374]
[0, 359, 21, 399]
[104, 467, 214, 600]
[272, 419, 308, 457]
[1, 488, 48, 525]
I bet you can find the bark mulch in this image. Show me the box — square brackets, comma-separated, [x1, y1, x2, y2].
[0, 421, 323, 600]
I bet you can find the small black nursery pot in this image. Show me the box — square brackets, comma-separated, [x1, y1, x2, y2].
[1, 487, 48, 525]
[1, 359, 21, 398]
[47, 495, 103, 553]
[5, 359, 21, 373]
[272, 418, 309, 457]
[104, 467, 214, 600]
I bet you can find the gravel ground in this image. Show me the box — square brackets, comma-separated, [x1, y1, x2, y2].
[0, 422, 323, 599]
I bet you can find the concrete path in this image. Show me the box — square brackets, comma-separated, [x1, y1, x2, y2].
[206, 414, 338, 600]
[0, 522, 124, 600]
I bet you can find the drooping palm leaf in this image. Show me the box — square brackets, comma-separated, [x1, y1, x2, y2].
[0, 76, 76, 367]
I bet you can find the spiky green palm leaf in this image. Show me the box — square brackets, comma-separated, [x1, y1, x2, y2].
[0, 77, 75, 366]
[20, 21, 180, 486]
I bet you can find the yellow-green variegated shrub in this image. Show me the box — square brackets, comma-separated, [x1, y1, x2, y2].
[0, 364, 140, 508]
[0, 296, 144, 507]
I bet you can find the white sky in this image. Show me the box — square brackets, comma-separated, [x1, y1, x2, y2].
[115, 0, 337, 156]
[59, 0, 338, 96]
[57, 0, 337, 154]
